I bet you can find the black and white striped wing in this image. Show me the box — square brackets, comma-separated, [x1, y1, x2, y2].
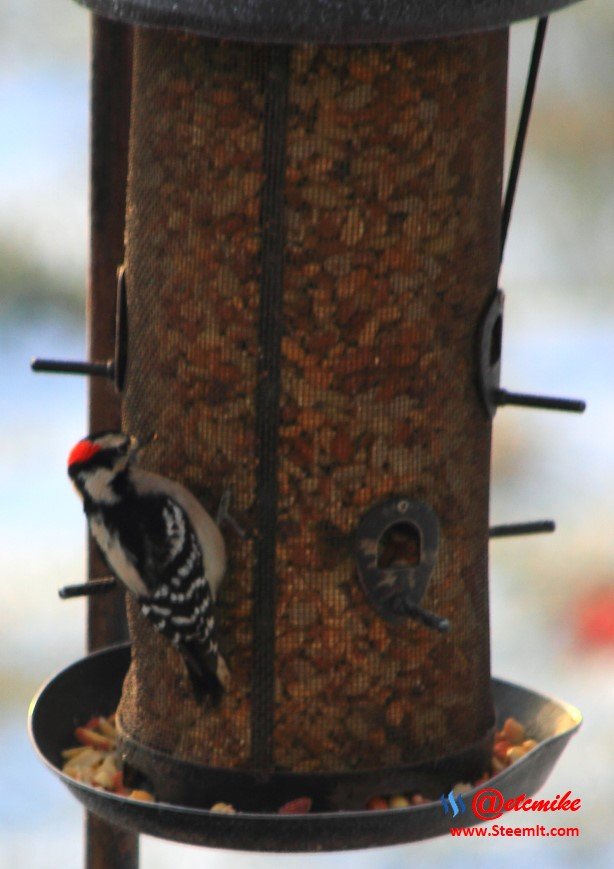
[135, 496, 217, 653]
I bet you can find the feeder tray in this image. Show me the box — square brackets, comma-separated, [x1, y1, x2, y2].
[29, 643, 581, 852]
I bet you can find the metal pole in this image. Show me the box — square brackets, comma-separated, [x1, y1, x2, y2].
[86, 14, 138, 869]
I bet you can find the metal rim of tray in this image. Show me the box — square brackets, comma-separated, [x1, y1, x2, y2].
[74, 1, 585, 44]
[29, 642, 581, 852]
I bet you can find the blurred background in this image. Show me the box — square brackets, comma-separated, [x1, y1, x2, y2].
[0, 0, 612, 866]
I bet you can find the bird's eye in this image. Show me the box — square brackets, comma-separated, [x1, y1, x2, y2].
[111, 436, 131, 455]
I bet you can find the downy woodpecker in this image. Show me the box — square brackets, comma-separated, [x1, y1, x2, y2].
[67, 431, 229, 702]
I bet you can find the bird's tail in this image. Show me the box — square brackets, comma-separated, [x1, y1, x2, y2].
[180, 641, 229, 705]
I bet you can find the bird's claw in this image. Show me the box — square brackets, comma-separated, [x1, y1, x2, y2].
[216, 489, 247, 539]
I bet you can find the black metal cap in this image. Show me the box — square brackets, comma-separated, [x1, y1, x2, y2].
[74, 1, 585, 44]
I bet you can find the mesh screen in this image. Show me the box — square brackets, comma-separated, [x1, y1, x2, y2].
[119, 30, 265, 766]
[275, 39, 503, 771]
[118, 28, 506, 776]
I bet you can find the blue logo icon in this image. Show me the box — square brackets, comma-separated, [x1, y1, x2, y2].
[440, 790, 467, 818]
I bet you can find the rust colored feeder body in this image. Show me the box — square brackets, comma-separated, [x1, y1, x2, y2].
[114, 29, 504, 810]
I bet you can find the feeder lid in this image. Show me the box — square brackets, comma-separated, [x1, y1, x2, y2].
[75, 0, 585, 44]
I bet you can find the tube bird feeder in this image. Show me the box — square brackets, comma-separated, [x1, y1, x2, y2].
[30, 0, 587, 855]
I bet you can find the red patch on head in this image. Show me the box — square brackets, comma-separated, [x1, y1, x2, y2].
[68, 439, 102, 469]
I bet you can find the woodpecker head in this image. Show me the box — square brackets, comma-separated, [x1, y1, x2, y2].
[67, 431, 142, 504]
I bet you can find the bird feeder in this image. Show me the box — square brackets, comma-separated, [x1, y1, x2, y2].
[30, 0, 587, 857]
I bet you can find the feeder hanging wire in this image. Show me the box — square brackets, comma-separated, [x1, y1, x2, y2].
[500, 16, 549, 267]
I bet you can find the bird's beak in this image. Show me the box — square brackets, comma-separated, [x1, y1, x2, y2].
[130, 432, 157, 456]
